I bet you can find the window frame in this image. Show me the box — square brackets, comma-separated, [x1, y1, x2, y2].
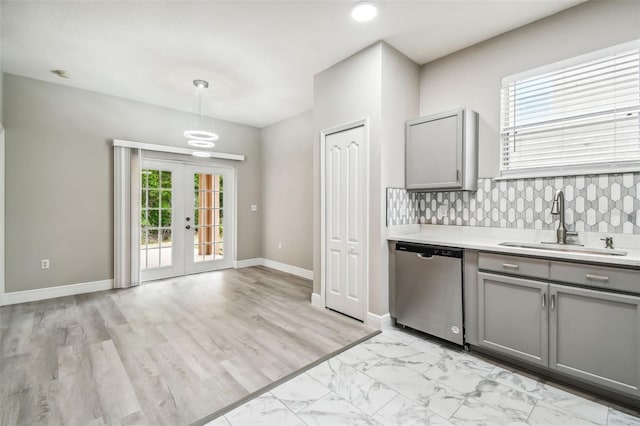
[498, 39, 640, 180]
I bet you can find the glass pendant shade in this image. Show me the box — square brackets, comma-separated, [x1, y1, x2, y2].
[188, 139, 216, 148]
[184, 131, 219, 141]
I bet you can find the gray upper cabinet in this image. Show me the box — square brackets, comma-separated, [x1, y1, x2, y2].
[405, 108, 478, 191]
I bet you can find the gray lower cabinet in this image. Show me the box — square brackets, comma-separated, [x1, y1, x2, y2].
[477, 272, 548, 367]
[549, 284, 640, 396]
[476, 252, 640, 401]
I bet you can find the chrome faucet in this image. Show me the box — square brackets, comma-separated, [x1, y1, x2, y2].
[551, 190, 577, 244]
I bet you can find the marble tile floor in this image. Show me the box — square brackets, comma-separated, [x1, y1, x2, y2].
[206, 328, 640, 426]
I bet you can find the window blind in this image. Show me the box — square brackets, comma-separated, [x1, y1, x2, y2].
[500, 42, 640, 177]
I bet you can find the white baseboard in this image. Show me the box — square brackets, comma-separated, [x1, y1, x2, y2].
[2, 259, 312, 306]
[311, 292, 324, 308]
[234, 258, 263, 268]
[257, 258, 313, 280]
[366, 312, 392, 330]
[234, 258, 313, 280]
[2, 279, 114, 306]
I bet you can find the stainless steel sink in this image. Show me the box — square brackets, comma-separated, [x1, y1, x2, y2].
[499, 241, 628, 256]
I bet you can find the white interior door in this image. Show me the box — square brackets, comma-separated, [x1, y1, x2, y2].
[325, 125, 366, 320]
[140, 160, 234, 281]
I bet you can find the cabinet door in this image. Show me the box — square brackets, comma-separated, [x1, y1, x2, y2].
[406, 110, 462, 190]
[478, 272, 548, 366]
[549, 284, 640, 396]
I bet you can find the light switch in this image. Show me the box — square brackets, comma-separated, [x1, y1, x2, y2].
[251, 204, 258, 212]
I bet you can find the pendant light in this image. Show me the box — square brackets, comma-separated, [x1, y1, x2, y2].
[185, 79, 219, 146]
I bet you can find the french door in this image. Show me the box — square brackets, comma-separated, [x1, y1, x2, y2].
[140, 159, 234, 281]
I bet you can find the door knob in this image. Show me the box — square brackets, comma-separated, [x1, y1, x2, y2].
[185, 225, 191, 230]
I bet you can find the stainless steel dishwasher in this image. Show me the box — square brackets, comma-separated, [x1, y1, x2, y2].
[394, 242, 464, 345]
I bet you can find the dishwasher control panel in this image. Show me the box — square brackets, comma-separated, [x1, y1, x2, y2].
[396, 242, 463, 259]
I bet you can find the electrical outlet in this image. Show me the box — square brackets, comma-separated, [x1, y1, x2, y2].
[41, 259, 50, 269]
[251, 204, 258, 212]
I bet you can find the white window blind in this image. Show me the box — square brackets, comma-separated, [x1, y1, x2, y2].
[500, 41, 640, 177]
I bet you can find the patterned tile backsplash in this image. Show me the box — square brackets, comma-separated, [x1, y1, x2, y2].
[386, 173, 640, 234]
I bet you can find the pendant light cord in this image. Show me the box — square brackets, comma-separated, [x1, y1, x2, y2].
[198, 88, 203, 128]
[184, 79, 218, 142]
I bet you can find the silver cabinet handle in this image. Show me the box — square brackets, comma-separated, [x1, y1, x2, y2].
[550, 294, 556, 310]
[542, 293, 546, 309]
[502, 263, 519, 270]
[417, 253, 433, 260]
[586, 274, 609, 282]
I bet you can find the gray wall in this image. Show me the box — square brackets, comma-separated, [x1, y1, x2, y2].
[378, 43, 420, 313]
[260, 110, 313, 270]
[419, 0, 640, 178]
[0, 3, 4, 123]
[313, 42, 419, 316]
[313, 42, 382, 308]
[1, 2, 4, 299]
[4, 74, 261, 292]
[0, 126, 4, 302]
[1, 1, 4, 300]
[0, 70, 3, 125]
[0, 71, 3, 124]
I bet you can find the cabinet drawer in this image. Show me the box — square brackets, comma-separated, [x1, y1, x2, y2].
[550, 262, 640, 295]
[479, 252, 550, 279]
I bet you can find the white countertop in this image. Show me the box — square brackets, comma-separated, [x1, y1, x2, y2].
[388, 224, 640, 268]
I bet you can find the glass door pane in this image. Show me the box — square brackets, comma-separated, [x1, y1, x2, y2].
[193, 173, 224, 263]
[140, 160, 184, 282]
[141, 169, 174, 268]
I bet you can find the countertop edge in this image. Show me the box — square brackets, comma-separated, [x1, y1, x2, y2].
[388, 234, 640, 269]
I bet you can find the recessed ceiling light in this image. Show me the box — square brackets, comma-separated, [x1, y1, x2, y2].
[351, 2, 377, 22]
[188, 140, 216, 148]
[51, 69, 71, 79]
[192, 151, 211, 158]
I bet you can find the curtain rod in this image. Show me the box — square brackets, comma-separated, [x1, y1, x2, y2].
[112, 139, 245, 162]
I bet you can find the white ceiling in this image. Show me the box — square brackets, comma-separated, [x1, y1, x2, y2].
[1, 1, 584, 128]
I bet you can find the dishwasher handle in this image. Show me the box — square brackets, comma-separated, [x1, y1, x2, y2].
[416, 253, 434, 260]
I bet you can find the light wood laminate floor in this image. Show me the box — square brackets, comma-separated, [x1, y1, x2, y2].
[0, 266, 374, 425]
